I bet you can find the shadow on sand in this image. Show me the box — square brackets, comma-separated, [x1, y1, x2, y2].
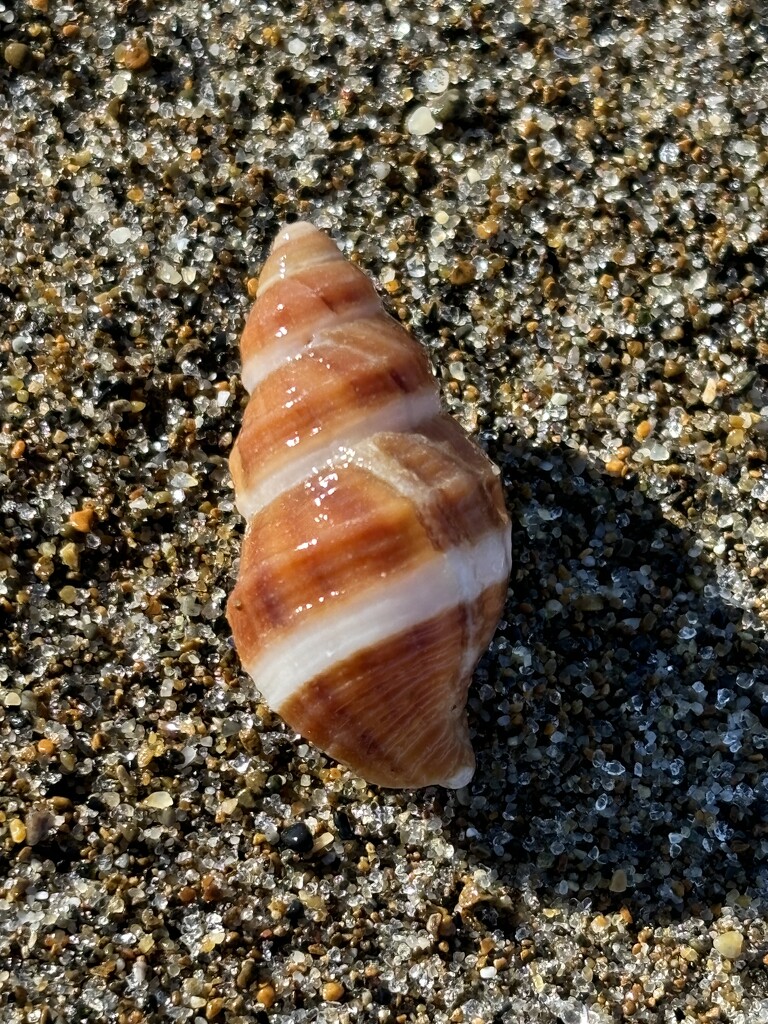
[443, 437, 767, 927]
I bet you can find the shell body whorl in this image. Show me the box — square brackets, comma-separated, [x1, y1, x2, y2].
[227, 222, 511, 789]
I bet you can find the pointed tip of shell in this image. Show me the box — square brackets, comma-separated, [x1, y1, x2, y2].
[270, 220, 319, 251]
[255, 221, 343, 300]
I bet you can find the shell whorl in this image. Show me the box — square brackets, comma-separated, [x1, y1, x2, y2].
[227, 222, 511, 789]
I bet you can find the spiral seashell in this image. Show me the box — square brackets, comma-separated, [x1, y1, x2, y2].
[227, 222, 511, 789]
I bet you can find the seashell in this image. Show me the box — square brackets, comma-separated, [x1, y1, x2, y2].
[227, 222, 511, 789]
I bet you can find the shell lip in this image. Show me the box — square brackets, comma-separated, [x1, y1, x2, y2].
[434, 763, 475, 790]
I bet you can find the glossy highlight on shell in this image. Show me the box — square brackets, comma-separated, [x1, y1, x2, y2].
[227, 222, 512, 789]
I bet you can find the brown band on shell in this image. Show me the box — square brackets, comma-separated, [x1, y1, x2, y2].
[228, 462, 442, 662]
[278, 600, 477, 789]
[240, 260, 379, 384]
[231, 315, 436, 502]
[359, 424, 511, 555]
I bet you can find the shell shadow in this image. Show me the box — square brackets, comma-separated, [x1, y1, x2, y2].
[451, 438, 768, 924]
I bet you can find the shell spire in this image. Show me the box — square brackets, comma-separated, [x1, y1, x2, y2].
[227, 222, 511, 789]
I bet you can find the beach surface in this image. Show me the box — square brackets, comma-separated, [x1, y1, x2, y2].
[1, 2, 768, 1021]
